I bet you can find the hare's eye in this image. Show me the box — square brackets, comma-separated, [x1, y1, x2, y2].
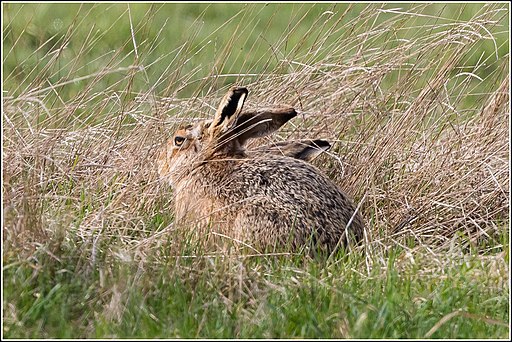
[174, 136, 186, 146]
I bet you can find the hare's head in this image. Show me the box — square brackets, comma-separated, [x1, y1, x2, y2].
[157, 86, 299, 183]
[156, 121, 206, 182]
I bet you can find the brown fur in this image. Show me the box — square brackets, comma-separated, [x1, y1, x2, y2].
[157, 86, 364, 253]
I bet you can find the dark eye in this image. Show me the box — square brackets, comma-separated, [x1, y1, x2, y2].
[174, 136, 186, 146]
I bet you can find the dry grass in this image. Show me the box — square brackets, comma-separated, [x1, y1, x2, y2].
[1, 4, 510, 337]
[4, 4, 508, 264]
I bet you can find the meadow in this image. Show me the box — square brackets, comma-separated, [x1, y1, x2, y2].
[2, 2, 510, 338]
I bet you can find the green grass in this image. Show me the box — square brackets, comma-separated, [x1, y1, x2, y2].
[3, 242, 509, 339]
[2, 2, 510, 339]
[3, 3, 508, 101]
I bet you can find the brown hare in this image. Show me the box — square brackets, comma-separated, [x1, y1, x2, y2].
[157, 86, 364, 253]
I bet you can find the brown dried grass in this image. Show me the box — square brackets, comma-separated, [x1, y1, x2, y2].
[2, 4, 509, 268]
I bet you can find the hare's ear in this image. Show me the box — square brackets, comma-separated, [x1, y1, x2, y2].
[208, 87, 248, 137]
[233, 106, 297, 146]
[253, 139, 331, 162]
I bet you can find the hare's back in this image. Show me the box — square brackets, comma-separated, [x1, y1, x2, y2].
[220, 156, 363, 245]
[232, 156, 352, 206]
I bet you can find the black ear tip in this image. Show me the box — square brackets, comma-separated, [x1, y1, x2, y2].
[231, 86, 249, 96]
[311, 139, 331, 150]
[282, 107, 297, 120]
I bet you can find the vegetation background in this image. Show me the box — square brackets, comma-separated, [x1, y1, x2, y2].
[2, 2, 510, 339]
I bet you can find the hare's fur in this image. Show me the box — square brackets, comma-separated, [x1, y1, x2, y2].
[158, 86, 364, 252]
